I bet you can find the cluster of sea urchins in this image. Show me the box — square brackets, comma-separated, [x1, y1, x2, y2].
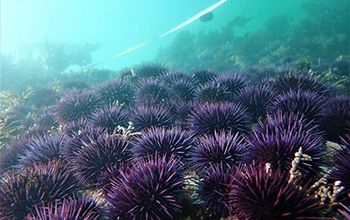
[0, 62, 349, 219]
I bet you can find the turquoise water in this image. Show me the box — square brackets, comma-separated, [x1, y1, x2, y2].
[1, 0, 349, 91]
[2, 0, 315, 71]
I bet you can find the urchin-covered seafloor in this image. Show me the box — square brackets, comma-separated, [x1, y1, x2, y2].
[0, 62, 350, 219]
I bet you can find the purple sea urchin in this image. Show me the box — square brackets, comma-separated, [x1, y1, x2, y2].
[319, 95, 350, 143]
[339, 203, 350, 220]
[106, 155, 185, 219]
[0, 160, 79, 219]
[70, 130, 131, 187]
[97, 162, 129, 193]
[187, 102, 252, 136]
[55, 89, 103, 124]
[230, 164, 323, 219]
[243, 66, 278, 85]
[197, 165, 236, 217]
[160, 70, 194, 85]
[62, 126, 105, 162]
[173, 101, 198, 128]
[19, 133, 68, 168]
[133, 63, 169, 80]
[341, 134, 350, 148]
[195, 81, 231, 103]
[213, 72, 250, 98]
[35, 108, 59, 130]
[267, 73, 330, 95]
[190, 69, 216, 85]
[63, 119, 89, 137]
[253, 110, 322, 137]
[25, 195, 102, 220]
[235, 84, 277, 121]
[135, 78, 169, 104]
[268, 89, 326, 123]
[0, 135, 32, 172]
[245, 124, 326, 181]
[328, 146, 350, 205]
[189, 132, 245, 173]
[96, 79, 134, 105]
[168, 78, 196, 102]
[132, 127, 196, 161]
[90, 105, 128, 133]
[129, 105, 174, 131]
